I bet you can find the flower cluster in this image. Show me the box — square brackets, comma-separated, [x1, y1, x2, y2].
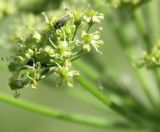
[0, 0, 17, 19]
[8, 8, 104, 94]
[0, 0, 62, 20]
[137, 40, 160, 69]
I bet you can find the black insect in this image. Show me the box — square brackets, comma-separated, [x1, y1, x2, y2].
[54, 16, 71, 29]
[26, 59, 34, 67]
[26, 59, 49, 68]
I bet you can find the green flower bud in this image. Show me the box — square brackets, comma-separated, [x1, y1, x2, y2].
[44, 46, 54, 56]
[9, 79, 25, 90]
[25, 49, 34, 58]
[32, 32, 41, 43]
[8, 56, 25, 71]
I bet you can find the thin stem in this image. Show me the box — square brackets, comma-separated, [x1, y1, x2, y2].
[146, 0, 160, 43]
[74, 59, 160, 125]
[132, 0, 151, 9]
[132, 8, 151, 52]
[71, 49, 85, 61]
[145, 0, 160, 95]
[72, 26, 79, 41]
[44, 79, 110, 113]
[76, 76, 150, 126]
[74, 59, 100, 80]
[76, 77, 111, 106]
[132, 7, 160, 105]
[0, 92, 129, 128]
[87, 22, 93, 33]
[106, 13, 156, 107]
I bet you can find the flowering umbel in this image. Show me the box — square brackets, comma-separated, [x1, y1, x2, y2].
[7, 8, 104, 95]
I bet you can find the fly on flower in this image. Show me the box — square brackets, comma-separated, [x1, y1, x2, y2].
[54, 15, 71, 29]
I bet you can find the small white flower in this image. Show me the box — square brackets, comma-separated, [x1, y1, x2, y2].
[92, 13, 104, 24]
[55, 60, 79, 87]
[83, 10, 104, 24]
[81, 31, 103, 53]
[56, 41, 72, 58]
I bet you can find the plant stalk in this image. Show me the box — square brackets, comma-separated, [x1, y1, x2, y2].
[0, 92, 129, 128]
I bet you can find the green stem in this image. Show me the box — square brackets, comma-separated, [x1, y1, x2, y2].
[74, 59, 100, 80]
[145, 0, 160, 94]
[132, 6, 160, 105]
[133, 0, 151, 9]
[132, 8, 151, 52]
[146, 0, 160, 43]
[78, 75, 160, 128]
[0, 92, 127, 128]
[76, 77, 111, 106]
[76, 76, 148, 126]
[72, 26, 78, 41]
[71, 49, 85, 61]
[74, 59, 160, 126]
[44, 78, 111, 113]
[87, 23, 93, 33]
[106, 13, 156, 107]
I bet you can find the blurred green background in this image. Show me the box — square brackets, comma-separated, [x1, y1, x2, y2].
[1, 0, 160, 132]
